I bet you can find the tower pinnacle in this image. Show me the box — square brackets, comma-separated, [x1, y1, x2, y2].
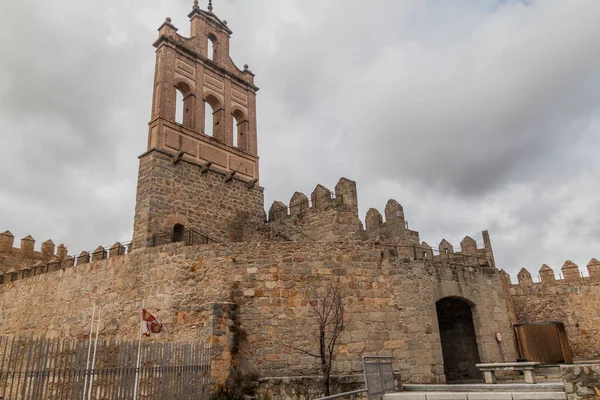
[193, 0, 199, 11]
[208, 0, 213, 12]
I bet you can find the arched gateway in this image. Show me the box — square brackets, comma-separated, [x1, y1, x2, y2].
[436, 297, 482, 382]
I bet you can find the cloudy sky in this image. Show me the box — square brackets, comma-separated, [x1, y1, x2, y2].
[0, 0, 598, 278]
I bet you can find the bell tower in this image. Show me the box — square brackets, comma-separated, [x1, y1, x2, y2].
[133, 1, 264, 248]
[148, 0, 259, 171]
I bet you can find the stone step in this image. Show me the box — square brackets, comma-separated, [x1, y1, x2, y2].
[402, 382, 565, 392]
[384, 392, 567, 399]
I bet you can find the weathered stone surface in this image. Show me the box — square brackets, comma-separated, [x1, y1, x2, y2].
[561, 364, 600, 399]
[0, 241, 517, 386]
[509, 267, 600, 359]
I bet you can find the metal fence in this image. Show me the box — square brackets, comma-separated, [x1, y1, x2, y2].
[151, 228, 221, 247]
[0, 336, 212, 399]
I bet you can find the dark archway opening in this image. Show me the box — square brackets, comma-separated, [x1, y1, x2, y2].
[436, 297, 482, 382]
[172, 224, 185, 243]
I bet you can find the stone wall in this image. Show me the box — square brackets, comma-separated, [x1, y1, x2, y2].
[0, 231, 67, 275]
[266, 183, 363, 242]
[508, 260, 600, 359]
[132, 149, 265, 248]
[561, 364, 600, 400]
[0, 240, 517, 389]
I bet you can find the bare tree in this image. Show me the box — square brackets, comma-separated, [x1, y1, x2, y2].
[281, 282, 345, 397]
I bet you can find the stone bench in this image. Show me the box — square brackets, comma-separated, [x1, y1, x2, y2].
[476, 362, 541, 384]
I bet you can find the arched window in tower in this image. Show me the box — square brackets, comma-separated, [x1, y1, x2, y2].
[207, 33, 217, 61]
[204, 94, 222, 138]
[232, 109, 249, 151]
[174, 82, 193, 129]
[175, 89, 184, 124]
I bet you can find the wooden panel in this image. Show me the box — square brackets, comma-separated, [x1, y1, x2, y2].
[514, 322, 573, 364]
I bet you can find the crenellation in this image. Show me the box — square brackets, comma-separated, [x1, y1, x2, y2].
[268, 201, 288, 222]
[459, 236, 477, 254]
[539, 264, 555, 282]
[311, 184, 332, 210]
[33, 261, 45, 275]
[20, 235, 35, 255]
[92, 246, 108, 262]
[61, 255, 75, 269]
[334, 177, 358, 210]
[420, 241, 434, 259]
[289, 192, 309, 216]
[109, 242, 126, 257]
[56, 243, 68, 259]
[365, 208, 383, 232]
[41, 239, 55, 257]
[77, 251, 90, 265]
[561, 260, 580, 281]
[517, 267, 533, 285]
[0, 230, 14, 251]
[47, 257, 61, 273]
[438, 239, 454, 255]
[384, 199, 405, 227]
[588, 258, 600, 280]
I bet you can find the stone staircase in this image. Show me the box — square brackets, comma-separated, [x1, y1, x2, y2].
[383, 381, 567, 399]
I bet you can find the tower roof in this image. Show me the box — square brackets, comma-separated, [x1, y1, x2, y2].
[188, 0, 232, 35]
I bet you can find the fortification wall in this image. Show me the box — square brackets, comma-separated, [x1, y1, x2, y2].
[0, 240, 516, 386]
[506, 259, 600, 359]
[132, 148, 265, 248]
[0, 231, 68, 275]
[265, 178, 363, 242]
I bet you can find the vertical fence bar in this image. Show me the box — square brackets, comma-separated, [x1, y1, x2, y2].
[33, 337, 49, 400]
[2, 336, 16, 399]
[12, 337, 27, 399]
[56, 338, 67, 399]
[42, 338, 57, 400]
[96, 339, 106, 400]
[62, 339, 74, 400]
[18, 336, 34, 400]
[26, 336, 44, 400]
[71, 339, 86, 400]
[112, 340, 124, 400]
[158, 342, 166, 400]
[0, 337, 8, 399]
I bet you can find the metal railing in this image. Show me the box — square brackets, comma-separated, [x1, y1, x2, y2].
[315, 356, 395, 400]
[151, 228, 221, 247]
[316, 388, 367, 399]
[0, 335, 212, 399]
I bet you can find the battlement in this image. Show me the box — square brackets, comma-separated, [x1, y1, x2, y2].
[363, 199, 420, 244]
[503, 258, 600, 287]
[263, 178, 496, 270]
[0, 237, 131, 285]
[263, 178, 362, 242]
[0, 230, 71, 274]
[267, 178, 358, 222]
